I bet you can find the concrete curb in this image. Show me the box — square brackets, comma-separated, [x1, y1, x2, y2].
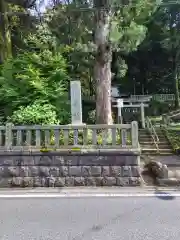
[0, 186, 179, 194]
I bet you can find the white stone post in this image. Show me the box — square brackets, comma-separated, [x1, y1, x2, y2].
[70, 81, 85, 146]
[131, 121, 138, 148]
[117, 99, 123, 124]
[5, 122, 13, 149]
[140, 102, 145, 128]
[70, 81, 83, 125]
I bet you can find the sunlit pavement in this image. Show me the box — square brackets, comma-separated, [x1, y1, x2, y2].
[0, 188, 180, 240]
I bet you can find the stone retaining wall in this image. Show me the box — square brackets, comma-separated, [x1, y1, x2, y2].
[0, 151, 142, 187]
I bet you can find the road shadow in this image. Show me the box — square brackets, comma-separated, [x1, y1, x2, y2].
[154, 190, 176, 200]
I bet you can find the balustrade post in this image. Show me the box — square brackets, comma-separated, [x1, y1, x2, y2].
[131, 121, 138, 148]
[5, 122, 13, 149]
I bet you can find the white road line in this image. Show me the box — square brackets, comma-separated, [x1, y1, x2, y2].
[0, 193, 178, 198]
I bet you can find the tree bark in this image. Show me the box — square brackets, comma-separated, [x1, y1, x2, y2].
[94, 1, 113, 124]
[170, 12, 180, 109]
[173, 61, 180, 109]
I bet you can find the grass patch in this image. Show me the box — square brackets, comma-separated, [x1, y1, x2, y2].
[163, 128, 180, 154]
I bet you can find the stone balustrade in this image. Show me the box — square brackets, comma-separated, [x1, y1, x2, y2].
[0, 121, 138, 150]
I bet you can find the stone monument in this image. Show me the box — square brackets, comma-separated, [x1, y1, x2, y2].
[70, 81, 83, 125]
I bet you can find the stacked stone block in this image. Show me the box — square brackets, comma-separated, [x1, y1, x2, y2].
[0, 153, 142, 187]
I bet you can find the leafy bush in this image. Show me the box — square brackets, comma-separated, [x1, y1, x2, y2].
[147, 100, 174, 116]
[163, 128, 180, 154]
[9, 101, 59, 125]
[0, 49, 70, 123]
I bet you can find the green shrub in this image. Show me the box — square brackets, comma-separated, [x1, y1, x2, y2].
[147, 100, 174, 116]
[163, 128, 180, 153]
[9, 101, 59, 125]
[0, 49, 70, 123]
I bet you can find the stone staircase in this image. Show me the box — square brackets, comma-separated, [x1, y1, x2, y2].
[139, 128, 173, 155]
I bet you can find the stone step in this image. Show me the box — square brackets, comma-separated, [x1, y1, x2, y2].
[156, 135, 167, 138]
[140, 143, 156, 146]
[157, 138, 167, 140]
[158, 141, 171, 144]
[158, 148, 172, 151]
[142, 148, 158, 151]
[139, 141, 153, 144]
[157, 137, 168, 141]
[158, 143, 171, 146]
[139, 136, 152, 140]
[141, 146, 171, 150]
[139, 136, 151, 138]
[156, 134, 167, 138]
[140, 138, 168, 142]
[140, 145, 154, 148]
[142, 148, 173, 154]
[140, 141, 169, 144]
[158, 146, 172, 149]
[155, 132, 166, 135]
[151, 156, 180, 167]
[139, 133, 151, 136]
[142, 152, 173, 156]
[142, 147, 172, 150]
[158, 147, 172, 150]
[156, 132, 166, 135]
[139, 140, 153, 142]
[140, 141, 155, 144]
[139, 135, 152, 138]
[156, 178, 180, 186]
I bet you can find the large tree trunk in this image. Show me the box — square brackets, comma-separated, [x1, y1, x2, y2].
[174, 74, 180, 109]
[170, 12, 180, 109]
[0, 0, 12, 63]
[94, 2, 113, 124]
[171, 51, 180, 110]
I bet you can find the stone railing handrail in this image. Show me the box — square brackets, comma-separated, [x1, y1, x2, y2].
[0, 121, 139, 150]
[145, 117, 159, 152]
[168, 110, 180, 119]
[162, 109, 180, 126]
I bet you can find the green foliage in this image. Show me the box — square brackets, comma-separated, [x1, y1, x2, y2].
[24, 23, 57, 52]
[164, 128, 180, 154]
[147, 100, 174, 116]
[1, 0, 180, 127]
[9, 101, 59, 125]
[0, 47, 70, 123]
[110, 0, 157, 51]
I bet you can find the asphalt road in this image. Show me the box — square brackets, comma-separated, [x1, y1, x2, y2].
[0, 192, 180, 240]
